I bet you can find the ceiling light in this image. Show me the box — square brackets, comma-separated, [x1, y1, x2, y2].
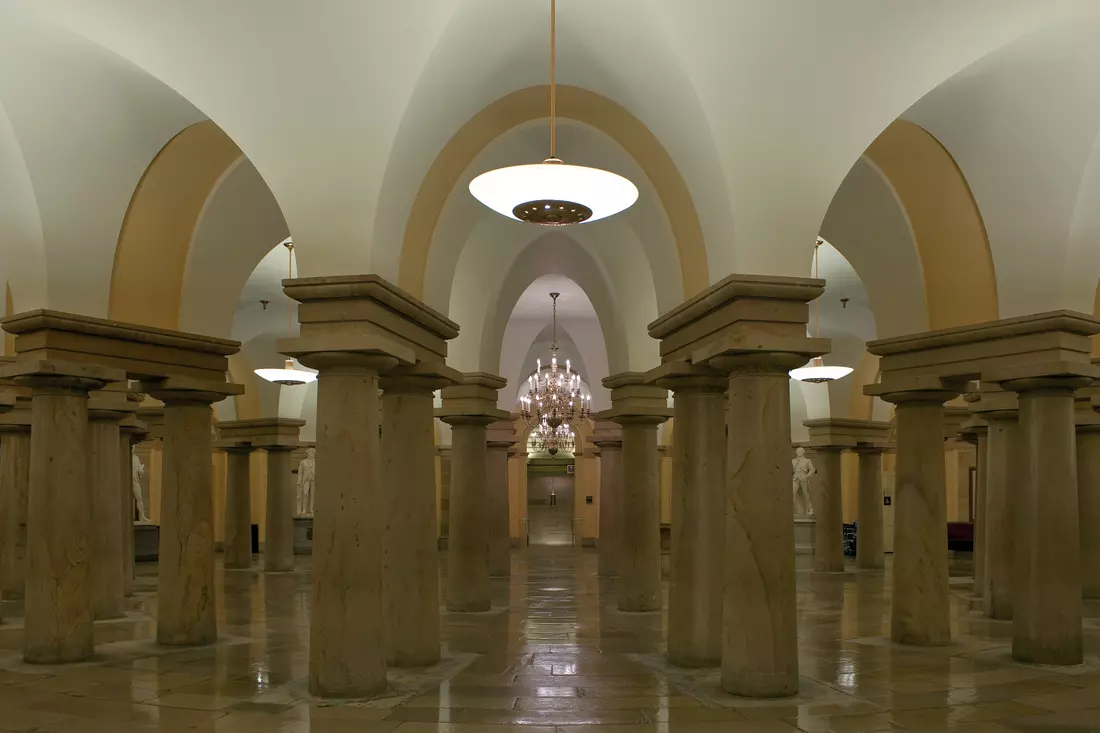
[468, 0, 637, 225]
[255, 242, 316, 386]
[790, 238, 853, 384]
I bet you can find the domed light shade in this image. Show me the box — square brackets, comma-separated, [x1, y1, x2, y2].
[469, 158, 638, 225]
[790, 357, 854, 384]
[255, 359, 317, 386]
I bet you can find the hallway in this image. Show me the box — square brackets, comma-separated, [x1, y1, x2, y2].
[1, 549, 1099, 731]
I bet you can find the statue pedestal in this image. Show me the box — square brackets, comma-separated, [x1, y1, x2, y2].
[794, 516, 816, 555]
[293, 515, 313, 555]
[133, 521, 159, 562]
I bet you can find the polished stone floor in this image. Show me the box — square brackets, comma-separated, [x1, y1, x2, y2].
[1, 547, 1099, 732]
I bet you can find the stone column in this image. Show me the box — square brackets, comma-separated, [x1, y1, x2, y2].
[590, 421, 623, 577]
[982, 410, 1018, 620]
[655, 366, 725, 667]
[1005, 377, 1088, 666]
[118, 416, 147, 596]
[88, 402, 125, 620]
[145, 382, 237, 647]
[486, 420, 515, 578]
[711, 355, 804, 697]
[222, 447, 254, 569]
[810, 446, 845, 573]
[855, 447, 886, 570]
[0, 402, 31, 601]
[439, 374, 508, 613]
[1075, 403, 1100, 599]
[962, 421, 988, 592]
[265, 446, 296, 572]
[380, 368, 455, 667]
[882, 390, 956, 646]
[603, 373, 671, 614]
[6, 362, 120, 663]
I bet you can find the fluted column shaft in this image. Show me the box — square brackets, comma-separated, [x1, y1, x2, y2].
[885, 390, 955, 647]
[381, 382, 441, 667]
[1008, 378, 1085, 666]
[0, 424, 30, 601]
[714, 357, 800, 698]
[223, 447, 253, 569]
[812, 446, 845, 572]
[89, 410, 124, 620]
[445, 419, 493, 612]
[595, 440, 622, 577]
[666, 379, 725, 667]
[486, 441, 512, 578]
[983, 412, 1018, 620]
[1077, 425, 1100, 599]
[616, 418, 663, 612]
[308, 359, 392, 697]
[264, 447, 296, 572]
[855, 448, 885, 570]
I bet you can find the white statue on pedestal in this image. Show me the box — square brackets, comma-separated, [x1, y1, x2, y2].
[296, 447, 315, 516]
[792, 447, 816, 516]
[131, 448, 150, 522]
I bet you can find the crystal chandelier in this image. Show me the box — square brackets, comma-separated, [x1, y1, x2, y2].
[519, 292, 591, 428]
[468, 0, 638, 225]
[255, 242, 317, 386]
[530, 420, 576, 456]
[790, 238, 854, 384]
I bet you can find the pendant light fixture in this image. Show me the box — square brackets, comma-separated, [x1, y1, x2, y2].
[254, 242, 317, 386]
[790, 238, 853, 384]
[468, 0, 638, 225]
[519, 292, 591, 427]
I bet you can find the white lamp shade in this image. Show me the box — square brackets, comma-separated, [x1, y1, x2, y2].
[469, 161, 638, 223]
[789, 362, 854, 384]
[255, 360, 317, 386]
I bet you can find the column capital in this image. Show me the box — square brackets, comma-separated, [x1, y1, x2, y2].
[141, 376, 244, 405]
[215, 417, 305, 450]
[804, 417, 891, 451]
[1000, 376, 1092, 396]
[875, 389, 960, 407]
[486, 418, 518, 451]
[645, 360, 727, 393]
[0, 358, 124, 394]
[600, 372, 671, 425]
[88, 381, 142, 422]
[380, 361, 462, 394]
[437, 372, 509, 426]
[587, 419, 623, 450]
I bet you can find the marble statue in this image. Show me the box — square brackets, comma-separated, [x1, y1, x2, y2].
[296, 447, 316, 516]
[792, 447, 816, 516]
[132, 448, 150, 522]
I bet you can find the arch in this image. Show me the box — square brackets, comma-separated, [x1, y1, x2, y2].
[109, 120, 242, 328]
[397, 85, 708, 299]
[864, 120, 998, 330]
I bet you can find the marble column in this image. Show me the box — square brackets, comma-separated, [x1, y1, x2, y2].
[306, 357, 394, 696]
[17, 368, 117, 664]
[811, 446, 845, 573]
[444, 417, 493, 611]
[0, 415, 31, 601]
[855, 447, 886, 570]
[88, 407, 125, 620]
[486, 431, 513, 578]
[883, 390, 956, 647]
[591, 424, 623, 577]
[712, 356, 803, 697]
[663, 373, 726, 667]
[1006, 377, 1087, 666]
[380, 373, 444, 667]
[118, 418, 146, 596]
[223, 447, 253, 569]
[148, 388, 225, 647]
[1076, 422, 1100, 600]
[982, 411, 1018, 620]
[265, 447, 296, 572]
[615, 417, 665, 612]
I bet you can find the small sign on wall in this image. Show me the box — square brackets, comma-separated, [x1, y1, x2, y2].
[884, 496, 892, 506]
[585, 495, 593, 504]
[567, 464, 575, 474]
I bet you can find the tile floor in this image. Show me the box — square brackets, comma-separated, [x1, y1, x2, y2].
[0, 547, 1099, 732]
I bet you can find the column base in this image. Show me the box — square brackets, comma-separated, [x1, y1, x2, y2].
[720, 669, 799, 698]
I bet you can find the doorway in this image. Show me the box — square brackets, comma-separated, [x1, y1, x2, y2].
[527, 471, 575, 545]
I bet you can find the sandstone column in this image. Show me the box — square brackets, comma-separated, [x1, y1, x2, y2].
[654, 366, 725, 666]
[810, 445, 845, 573]
[439, 373, 509, 613]
[603, 373, 671, 614]
[265, 446, 296, 572]
[380, 367, 456, 667]
[1076, 404, 1100, 600]
[0, 401, 31, 601]
[1005, 377, 1088, 665]
[855, 446, 886, 570]
[146, 382, 237, 647]
[590, 421, 623, 577]
[959, 418, 988, 592]
[88, 397, 126, 620]
[486, 420, 515, 578]
[222, 446, 254, 569]
[118, 415, 147, 596]
[981, 409, 1019, 620]
[880, 390, 956, 646]
[6, 362, 120, 663]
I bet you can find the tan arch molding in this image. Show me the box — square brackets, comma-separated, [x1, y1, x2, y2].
[864, 120, 998, 330]
[398, 85, 709, 300]
[109, 120, 242, 329]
